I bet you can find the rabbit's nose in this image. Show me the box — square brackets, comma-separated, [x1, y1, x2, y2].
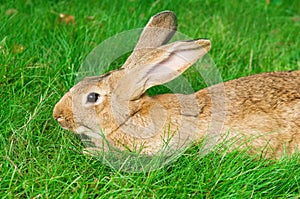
[54, 115, 64, 125]
[55, 116, 63, 123]
[54, 115, 70, 130]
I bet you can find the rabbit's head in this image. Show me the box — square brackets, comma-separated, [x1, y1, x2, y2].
[53, 11, 211, 151]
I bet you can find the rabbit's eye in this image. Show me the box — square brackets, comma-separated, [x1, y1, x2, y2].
[87, 92, 100, 103]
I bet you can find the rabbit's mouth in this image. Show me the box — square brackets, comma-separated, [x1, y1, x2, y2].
[53, 92, 76, 131]
[53, 114, 76, 131]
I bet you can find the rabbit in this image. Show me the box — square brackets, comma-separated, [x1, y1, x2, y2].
[53, 11, 300, 159]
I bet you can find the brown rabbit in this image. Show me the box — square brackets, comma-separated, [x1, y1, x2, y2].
[53, 11, 300, 159]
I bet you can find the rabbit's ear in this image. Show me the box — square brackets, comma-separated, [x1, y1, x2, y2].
[115, 39, 211, 100]
[122, 11, 177, 68]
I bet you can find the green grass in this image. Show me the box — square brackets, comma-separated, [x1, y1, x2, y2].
[1, 0, 300, 198]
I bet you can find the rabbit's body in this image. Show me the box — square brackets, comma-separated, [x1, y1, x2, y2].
[111, 70, 300, 157]
[200, 70, 300, 157]
[53, 11, 300, 159]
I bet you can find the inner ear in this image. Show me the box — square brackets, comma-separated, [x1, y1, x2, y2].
[114, 39, 211, 101]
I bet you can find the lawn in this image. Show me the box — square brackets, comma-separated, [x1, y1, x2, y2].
[1, 0, 300, 198]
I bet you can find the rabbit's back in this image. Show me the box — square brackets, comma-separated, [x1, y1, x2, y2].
[224, 71, 300, 125]
[226, 70, 299, 111]
[199, 70, 300, 157]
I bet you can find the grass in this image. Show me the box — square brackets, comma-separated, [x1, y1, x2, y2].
[1, 0, 300, 198]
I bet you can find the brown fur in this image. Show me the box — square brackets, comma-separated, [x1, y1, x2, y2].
[53, 11, 300, 159]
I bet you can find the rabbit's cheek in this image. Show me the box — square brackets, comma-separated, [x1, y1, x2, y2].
[102, 112, 110, 123]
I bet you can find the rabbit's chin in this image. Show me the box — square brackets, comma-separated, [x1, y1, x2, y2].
[75, 126, 104, 140]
